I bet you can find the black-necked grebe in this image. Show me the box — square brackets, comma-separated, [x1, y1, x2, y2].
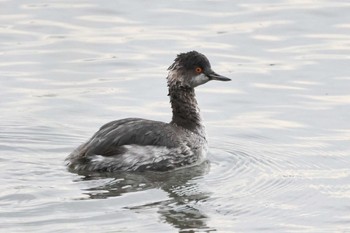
[66, 51, 231, 172]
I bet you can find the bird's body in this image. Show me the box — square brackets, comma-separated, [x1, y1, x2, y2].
[66, 51, 230, 173]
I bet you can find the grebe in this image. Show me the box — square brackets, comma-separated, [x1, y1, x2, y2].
[66, 51, 231, 172]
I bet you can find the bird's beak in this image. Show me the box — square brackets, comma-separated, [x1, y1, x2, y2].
[207, 70, 231, 82]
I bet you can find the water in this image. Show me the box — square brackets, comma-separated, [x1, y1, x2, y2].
[1, 0, 350, 232]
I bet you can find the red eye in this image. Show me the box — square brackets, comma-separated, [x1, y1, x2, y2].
[195, 67, 202, 73]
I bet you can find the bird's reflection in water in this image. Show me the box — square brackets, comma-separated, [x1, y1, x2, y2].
[72, 161, 214, 232]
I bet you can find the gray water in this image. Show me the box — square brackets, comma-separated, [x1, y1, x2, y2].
[1, 0, 350, 232]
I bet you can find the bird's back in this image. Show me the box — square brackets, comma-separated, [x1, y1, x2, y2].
[66, 118, 207, 172]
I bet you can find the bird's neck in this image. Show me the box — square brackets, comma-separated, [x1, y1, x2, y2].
[168, 84, 204, 135]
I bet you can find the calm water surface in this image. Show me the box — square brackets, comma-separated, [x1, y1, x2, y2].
[1, 0, 350, 232]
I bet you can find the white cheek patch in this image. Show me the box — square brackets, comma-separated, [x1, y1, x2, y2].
[191, 73, 209, 87]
